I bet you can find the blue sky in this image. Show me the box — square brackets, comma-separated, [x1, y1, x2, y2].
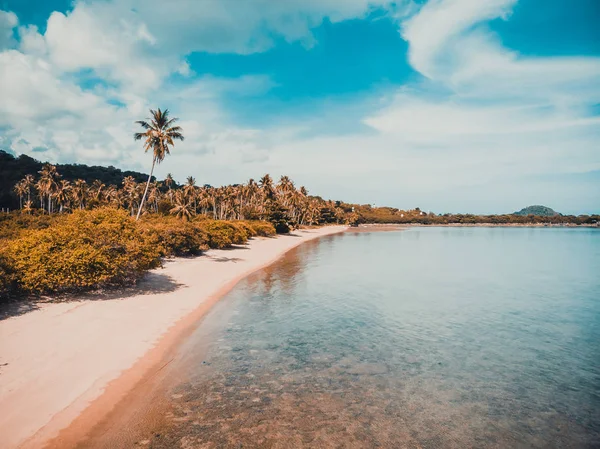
[0, 0, 598, 214]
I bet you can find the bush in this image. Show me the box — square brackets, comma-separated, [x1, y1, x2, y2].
[0, 212, 57, 240]
[0, 251, 16, 300]
[138, 216, 209, 257]
[2, 208, 159, 294]
[245, 220, 276, 237]
[196, 220, 248, 249]
[234, 221, 257, 238]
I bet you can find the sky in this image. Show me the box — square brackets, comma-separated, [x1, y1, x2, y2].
[0, 0, 599, 215]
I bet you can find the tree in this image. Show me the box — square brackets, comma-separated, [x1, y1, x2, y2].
[37, 164, 59, 213]
[134, 108, 184, 220]
[170, 190, 194, 221]
[72, 179, 88, 210]
[13, 180, 25, 210]
[165, 173, 174, 190]
[55, 180, 72, 213]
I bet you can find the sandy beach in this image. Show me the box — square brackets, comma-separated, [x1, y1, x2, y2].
[0, 226, 346, 449]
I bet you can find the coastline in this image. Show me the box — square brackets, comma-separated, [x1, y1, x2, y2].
[0, 225, 347, 449]
[355, 223, 599, 228]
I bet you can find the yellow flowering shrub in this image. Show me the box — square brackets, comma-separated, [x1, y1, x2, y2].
[196, 220, 248, 249]
[0, 210, 277, 300]
[3, 208, 159, 294]
[245, 220, 276, 237]
[138, 216, 209, 257]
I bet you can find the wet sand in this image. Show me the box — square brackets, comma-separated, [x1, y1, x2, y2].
[0, 226, 346, 449]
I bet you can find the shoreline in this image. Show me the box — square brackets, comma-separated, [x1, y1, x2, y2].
[355, 223, 599, 228]
[0, 226, 347, 449]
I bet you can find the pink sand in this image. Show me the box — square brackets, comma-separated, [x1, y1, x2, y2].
[0, 226, 346, 448]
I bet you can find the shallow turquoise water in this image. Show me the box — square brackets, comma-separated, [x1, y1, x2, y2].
[158, 228, 600, 448]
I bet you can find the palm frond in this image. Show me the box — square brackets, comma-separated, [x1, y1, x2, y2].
[135, 120, 151, 129]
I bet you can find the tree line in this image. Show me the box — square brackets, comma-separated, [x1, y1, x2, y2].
[12, 166, 349, 228]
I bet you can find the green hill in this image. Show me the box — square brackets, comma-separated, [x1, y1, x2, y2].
[0, 150, 152, 210]
[514, 205, 560, 216]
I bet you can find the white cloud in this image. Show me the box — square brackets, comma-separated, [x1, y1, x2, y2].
[44, 5, 163, 92]
[0, 0, 598, 214]
[401, 0, 517, 78]
[18, 25, 47, 56]
[400, 0, 600, 106]
[0, 9, 18, 49]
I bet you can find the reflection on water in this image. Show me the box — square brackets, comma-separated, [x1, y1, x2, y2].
[138, 229, 599, 448]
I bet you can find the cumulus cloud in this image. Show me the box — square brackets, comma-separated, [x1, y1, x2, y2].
[0, 0, 394, 173]
[0, 9, 18, 49]
[0, 0, 598, 213]
[400, 0, 600, 105]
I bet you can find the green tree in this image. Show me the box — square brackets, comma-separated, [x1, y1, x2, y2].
[134, 108, 184, 220]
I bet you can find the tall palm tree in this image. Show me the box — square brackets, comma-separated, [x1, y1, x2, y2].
[165, 173, 174, 190]
[184, 176, 196, 212]
[122, 176, 139, 216]
[134, 108, 184, 220]
[55, 180, 72, 213]
[15, 174, 35, 210]
[38, 164, 59, 213]
[90, 180, 105, 202]
[13, 180, 26, 209]
[170, 190, 194, 221]
[72, 179, 88, 210]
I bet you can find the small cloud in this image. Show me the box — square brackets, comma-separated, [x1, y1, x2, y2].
[176, 61, 193, 77]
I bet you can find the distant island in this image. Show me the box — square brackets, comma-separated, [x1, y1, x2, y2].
[514, 205, 559, 217]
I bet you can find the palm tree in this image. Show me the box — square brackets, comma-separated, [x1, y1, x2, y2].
[170, 190, 194, 221]
[55, 180, 72, 213]
[165, 173, 174, 190]
[184, 176, 196, 212]
[122, 176, 139, 216]
[23, 200, 33, 215]
[72, 179, 88, 210]
[90, 180, 105, 202]
[13, 180, 26, 209]
[134, 108, 184, 220]
[14, 175, 35, 210]
[38, 164, 59, 213]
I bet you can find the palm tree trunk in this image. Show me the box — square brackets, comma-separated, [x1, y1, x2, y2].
[136, 156, 156, 220]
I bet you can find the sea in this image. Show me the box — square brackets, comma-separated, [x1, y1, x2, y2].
[96, 227, 600, 448]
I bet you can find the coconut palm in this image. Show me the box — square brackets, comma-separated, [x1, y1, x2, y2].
[134, 108, 184, 220]
[55, 180, 72, 213]
[13, 180, 26, 209]
[22, 174, 35, 204]
[170, 190, 194, 221]
[38, 164, 59, 213]
[72, 179, 88, 210]
[122, 176, 139, 216]
[165, 173, 174, 190]
[23, 200, 33, 215]
[90, 180, 106, 203]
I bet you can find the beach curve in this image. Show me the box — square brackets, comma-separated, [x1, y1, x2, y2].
[0, 226, 346, 449]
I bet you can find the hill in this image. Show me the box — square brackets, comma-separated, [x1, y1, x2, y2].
[514, 205, 560, 216]
[0, 150, 152, 210]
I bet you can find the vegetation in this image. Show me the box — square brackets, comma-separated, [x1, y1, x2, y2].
[0, 209, 276, 300]
[514, 205, 559, 216]
[1, 108, 597, 302]
[0, 138, 348, 301]
[346, 204, 599, 226]
[134, 108, 184, 220]
[1, 209, 159, 295]
[0, 150, 150, 211]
